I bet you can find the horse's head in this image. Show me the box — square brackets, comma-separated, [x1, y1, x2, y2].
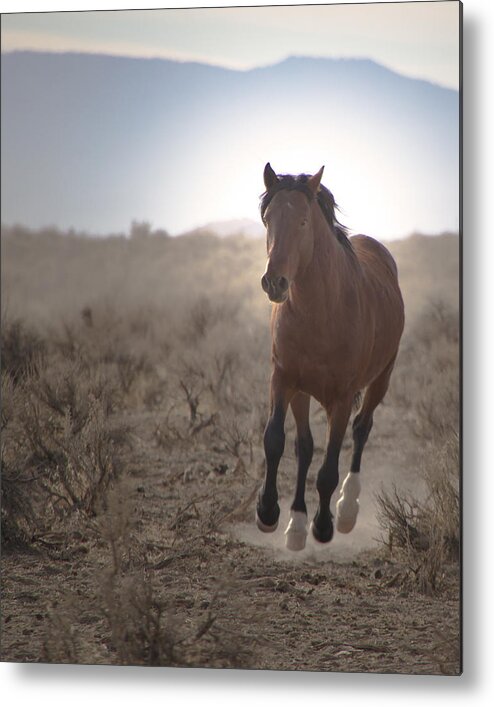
[260, 163, 324, 303]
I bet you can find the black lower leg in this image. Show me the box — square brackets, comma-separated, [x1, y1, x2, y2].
[257, 407, 286, 527]
[291, 431, 314, 514]
[312, 447, 340, 543]
[350, 413, 373, 473]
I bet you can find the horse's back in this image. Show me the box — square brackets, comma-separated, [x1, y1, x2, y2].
[351, 235, 403, 310]
[350, 234, 399, 281]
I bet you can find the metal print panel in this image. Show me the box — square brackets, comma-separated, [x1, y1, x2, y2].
[1, 1, 461, 674]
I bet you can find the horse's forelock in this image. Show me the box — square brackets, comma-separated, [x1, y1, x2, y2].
[260, 174, 314, 223]
[260, 172, 353, 253]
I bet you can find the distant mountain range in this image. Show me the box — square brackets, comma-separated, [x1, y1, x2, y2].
[1, 51, 459, 238]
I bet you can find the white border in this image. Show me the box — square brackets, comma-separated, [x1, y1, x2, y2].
[2, 0, 493, 703]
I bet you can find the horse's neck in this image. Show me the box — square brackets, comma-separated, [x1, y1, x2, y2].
[292, 210, 354, 312]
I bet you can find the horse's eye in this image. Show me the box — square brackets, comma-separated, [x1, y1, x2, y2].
[301, 219, 308, 228]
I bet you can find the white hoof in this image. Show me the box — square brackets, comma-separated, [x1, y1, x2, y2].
[336, 472, 361, 534]
[284, 511, 308, 551]
[256, 512, 278, 533]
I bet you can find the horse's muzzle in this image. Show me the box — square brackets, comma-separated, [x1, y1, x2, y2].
[261, 274, 289, 303]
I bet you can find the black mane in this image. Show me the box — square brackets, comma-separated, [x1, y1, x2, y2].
[260, 173, 353, 252]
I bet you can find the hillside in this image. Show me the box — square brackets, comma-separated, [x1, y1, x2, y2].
[1, 52, 459, 237]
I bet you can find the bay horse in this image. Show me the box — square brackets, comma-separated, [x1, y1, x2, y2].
[257, 163, 404, 551]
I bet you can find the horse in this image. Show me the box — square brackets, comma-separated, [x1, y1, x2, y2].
[256, 163, 404, 551]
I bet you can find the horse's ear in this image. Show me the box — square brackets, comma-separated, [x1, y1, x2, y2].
[307, 166, 325, 196]
[264, 163, 278, 190]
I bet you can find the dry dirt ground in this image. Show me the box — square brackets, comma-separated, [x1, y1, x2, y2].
[1, 400, 460, 674]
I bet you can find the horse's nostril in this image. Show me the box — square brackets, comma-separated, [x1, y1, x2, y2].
[278, 276, 289, 292]
[262, 274, 289, 298]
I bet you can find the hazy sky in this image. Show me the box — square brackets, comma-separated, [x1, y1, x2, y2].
[2, 1, 460, 89]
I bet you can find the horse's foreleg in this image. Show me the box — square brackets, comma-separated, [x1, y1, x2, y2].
[284, 392, 313, 550]
[311, 398, 353, 544]
[256, 371, 293, 532]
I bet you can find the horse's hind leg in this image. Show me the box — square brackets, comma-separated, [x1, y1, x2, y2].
[336, 357, 396, 534]
[256, 370, 293, 533]
[285, 392, 313, 551]
[311, 397, 353, 544]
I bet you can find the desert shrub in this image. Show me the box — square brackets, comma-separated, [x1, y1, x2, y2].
[100, 569, 254, 668]
[1, 334, 131, 546]
[390, 299, 459, 438]
[1, 318, 46, 383]
[149, 292, 269, 457]
[420, 431, 460, 560]
[51, 307, 157, 396]
[89, 481, 254, 668]
[378, 299, 460, 593]
[377, 432, 459, 594]
[1, 374, 40, 546]
[41, 595, 81, 664]
[104, 574, 180, 665]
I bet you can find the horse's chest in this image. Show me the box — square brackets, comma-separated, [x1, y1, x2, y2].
[272, 313, 349, 395]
